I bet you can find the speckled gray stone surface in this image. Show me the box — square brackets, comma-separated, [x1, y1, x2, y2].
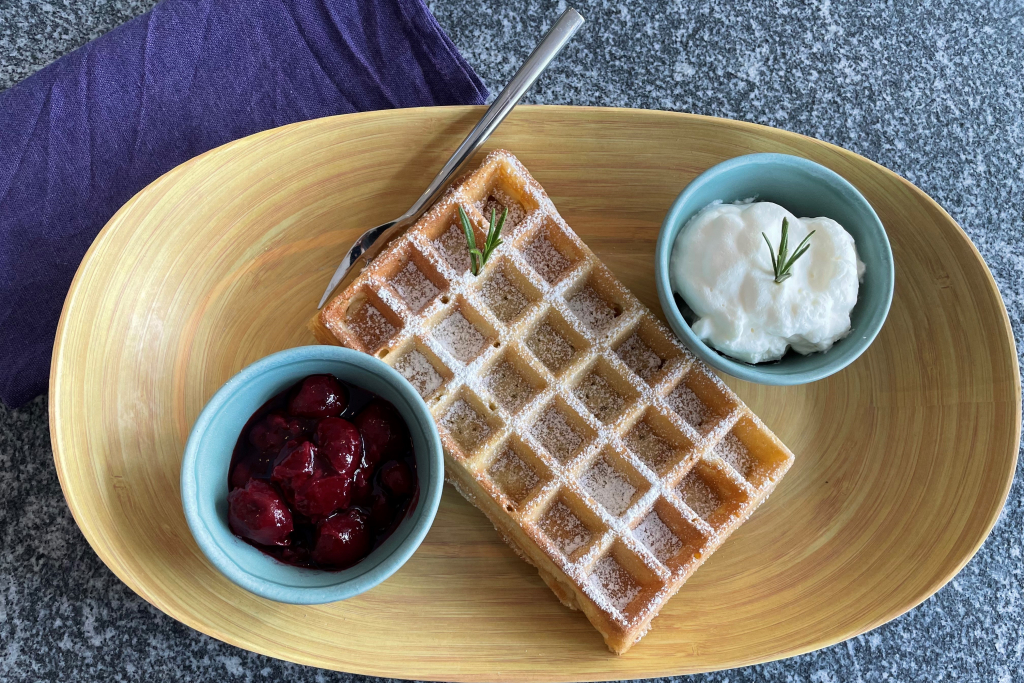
[1, 0, 1021, 680]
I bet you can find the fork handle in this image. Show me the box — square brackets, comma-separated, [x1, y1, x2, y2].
[393, 7, 585, 228]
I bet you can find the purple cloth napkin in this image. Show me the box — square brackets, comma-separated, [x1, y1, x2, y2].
[0, 0, 487, 407]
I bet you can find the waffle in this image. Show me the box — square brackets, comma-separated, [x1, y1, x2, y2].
[311, 150, 795, 654]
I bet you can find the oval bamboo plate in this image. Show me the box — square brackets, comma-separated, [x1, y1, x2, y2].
[50, 106, 1019, 680]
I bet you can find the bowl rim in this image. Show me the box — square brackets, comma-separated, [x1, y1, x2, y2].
[180, 345, 444, 604]
[654, 152, 895, 385]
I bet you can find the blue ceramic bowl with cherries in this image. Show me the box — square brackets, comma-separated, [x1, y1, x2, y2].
[655, 153, 894, 385]
[180, 345, 443, 604]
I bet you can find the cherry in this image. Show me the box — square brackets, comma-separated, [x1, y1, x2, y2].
[228, 459, 253, 491]
[316, 418, 362, 477]
[227, 479, 293, 546]
[312, 509, 372, 568]
[354, 399, 408, 468]
[249, 414, 304, 454]
[271, 440, 319, 502]
[369, 490, 394, 531]
[292, 474, 353, 519]
[379, 460, 415, 498]
[350, 467, 374, 506]
[289, 374, 347, 418]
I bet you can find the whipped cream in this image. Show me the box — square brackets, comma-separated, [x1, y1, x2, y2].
[670, 201, 865, 364]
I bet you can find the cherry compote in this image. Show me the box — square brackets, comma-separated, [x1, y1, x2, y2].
[226, 373, 418, 570]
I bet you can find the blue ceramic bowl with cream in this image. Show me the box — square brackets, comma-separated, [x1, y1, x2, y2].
[180, 345, 443, 604]
[655, 153, 894, 385]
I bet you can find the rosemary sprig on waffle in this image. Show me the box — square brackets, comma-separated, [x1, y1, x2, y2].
[459, 204, 506, 276]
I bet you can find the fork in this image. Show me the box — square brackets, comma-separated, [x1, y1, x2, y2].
[317, 7, 585, 309]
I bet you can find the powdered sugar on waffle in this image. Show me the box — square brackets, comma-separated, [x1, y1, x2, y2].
[440, 398, 491, 453]
[481, 269, 530, 322]
[523, 233, 571, 284]
[714, 432, 753, 481]
[666, 381, 712, 431]
[391, 261, 440, 312]
[633, 511, 684, 562]
[582, 456, 637, 516]
[526, 321, 575, 372]
[477, 187, 526, 229]
[394, 349, 442, 398]
[541, 500, 592, 556]
[489, 447, 541, 503]
[436, 311, 485, 363]
[531, 405, 584, 463]
[434, 223, 473, 273]
[678, 469, 722, 520]
[589, 556, 641, 613]
[347, 300, 396, 351]
[567, 285, 619, 334]
[574, 371, 626, 424]
[616, 333, 664, 383]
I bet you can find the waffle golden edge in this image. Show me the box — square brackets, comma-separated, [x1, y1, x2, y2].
[310, 150, 795, 654]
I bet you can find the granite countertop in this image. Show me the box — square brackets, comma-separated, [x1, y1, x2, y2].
[1, 0, 1021, 680]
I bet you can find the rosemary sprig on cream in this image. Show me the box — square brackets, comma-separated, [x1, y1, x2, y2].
[459, 204, 506, 276]
[763, 217, 814, 284]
